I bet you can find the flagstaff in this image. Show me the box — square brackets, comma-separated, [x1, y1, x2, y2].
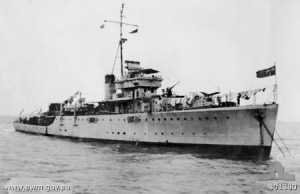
[274, 62, 278, 102]
[256, 63, 277, 102]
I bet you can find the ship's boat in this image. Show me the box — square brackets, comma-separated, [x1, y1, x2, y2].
[14, 4, 279, 159]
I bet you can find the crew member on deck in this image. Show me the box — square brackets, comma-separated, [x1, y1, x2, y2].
[217, 96, 221, 106]
[237, 93, 241, 106]
[166, 87, 172, 97]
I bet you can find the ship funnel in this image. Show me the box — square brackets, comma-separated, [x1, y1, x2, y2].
[104, 74, 116, 100]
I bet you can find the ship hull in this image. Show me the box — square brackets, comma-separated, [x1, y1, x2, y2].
[14, 104, 278, 158]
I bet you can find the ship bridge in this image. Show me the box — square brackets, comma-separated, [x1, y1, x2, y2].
[112, 61, 163, 99]
[115, 72, 163, 89]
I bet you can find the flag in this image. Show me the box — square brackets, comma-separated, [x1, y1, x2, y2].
[100, 24, 105, 29]
[256, 65, 276, 78]
[130, 28, 138, 33]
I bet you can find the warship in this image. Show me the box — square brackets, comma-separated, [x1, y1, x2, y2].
[14, 4, 278, 158]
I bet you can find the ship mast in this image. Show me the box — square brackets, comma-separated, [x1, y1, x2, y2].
[120, 3, 124, 77]
[104, 3, 138, 77]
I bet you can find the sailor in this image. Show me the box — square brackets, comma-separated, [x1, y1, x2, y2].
[237, 93, 241, 106]
[217, 96, 221, 106]
[166, 87, 172, 97]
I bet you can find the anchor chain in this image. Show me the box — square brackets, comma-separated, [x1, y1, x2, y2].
[255, 112, 285, 157]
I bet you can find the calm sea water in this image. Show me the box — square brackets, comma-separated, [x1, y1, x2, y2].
[0, 116, 299, 194]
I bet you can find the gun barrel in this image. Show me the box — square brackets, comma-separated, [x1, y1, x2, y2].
[170, 81, 180, 89]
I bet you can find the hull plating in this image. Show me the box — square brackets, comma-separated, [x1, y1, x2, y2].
[14, 104, 278, 154]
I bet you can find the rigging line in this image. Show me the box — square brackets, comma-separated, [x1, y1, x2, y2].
[260, 120, 285, 157]
[105, 43, 121, 100]
[104, 20, 138, 27]
[274, 129, 292, 155]
[111, 43, 120, 74]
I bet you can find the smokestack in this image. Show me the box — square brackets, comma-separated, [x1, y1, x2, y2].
[104, 74, 115, 100]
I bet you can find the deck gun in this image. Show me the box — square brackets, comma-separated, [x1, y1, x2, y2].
[163, 81, 180, 97]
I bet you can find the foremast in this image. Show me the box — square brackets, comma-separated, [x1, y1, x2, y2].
[104, 3, 138, 77]
[120, 3, 124, 77]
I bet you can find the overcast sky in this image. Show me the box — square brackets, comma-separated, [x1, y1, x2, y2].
[0, 0, 299, 121]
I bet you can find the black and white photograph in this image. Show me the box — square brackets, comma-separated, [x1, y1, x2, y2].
[0, 0, 299, 193]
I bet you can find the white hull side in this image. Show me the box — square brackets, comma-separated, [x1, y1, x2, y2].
[14, 104, 278, 148]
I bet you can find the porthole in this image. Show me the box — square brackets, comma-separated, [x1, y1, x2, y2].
[155, 133, 157, 135]
[117, 132, 120, 135]
[198, 117, 201, 120]
[164, 118, 166, 121]
[227, 116, 230, 119]
[184, 118, 187, 120]
[193, 133, 195, 135]
[191, 118, 193, 120]
[171, 133, 174, 135]
[204, 133, 206, 135]
[89, 117, 97, 123]
[152, 118, 155, 121]
[182, 133, 184, 135]
[214, 117, 217, 120]
[124, 119, 126, 121]
[112, 132, 114, 134]
[158, 118, 160, 121]
[110, 119, 112, 121]
[170, 118, 173, 121]
[161, 133, 164, 135]
[206, 117, 209, 119]
[146, 119, 148, 121]
[134, 132, 136, 135]
[144, 133, 146, 135]
[177, 118, 180, 120]
[123, 132, 126, 135]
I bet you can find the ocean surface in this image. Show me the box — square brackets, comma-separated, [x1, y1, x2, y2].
[0, 116, 299, 194]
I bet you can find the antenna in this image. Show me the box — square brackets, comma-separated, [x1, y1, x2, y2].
[104, 3, 138, 77]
